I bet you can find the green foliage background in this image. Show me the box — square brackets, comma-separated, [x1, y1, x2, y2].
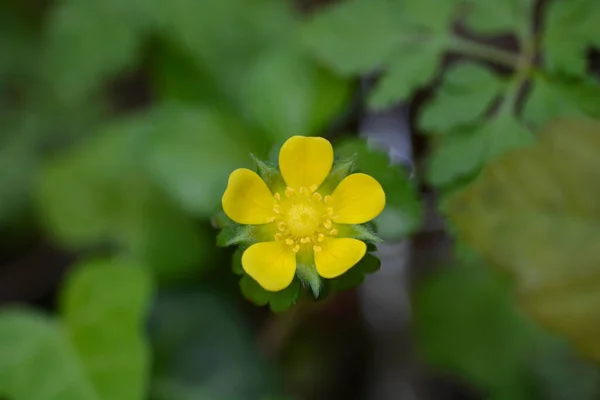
[1, 0, 600, 398]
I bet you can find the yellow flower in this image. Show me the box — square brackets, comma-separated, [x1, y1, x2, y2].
[222, 136, 385, 292]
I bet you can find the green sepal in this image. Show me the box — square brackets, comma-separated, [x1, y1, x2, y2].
[251, 153, 285, 190]
[216, 224, 255, 247]
[269, 279, 301, 313]
[239, 274, 301, 313]
[339, 223, 383, 244]
[231, 247, 244, 275]
[329, 253, 381, 292]
[295, 251, 322, 298]
[211, 210, 235, 229]
[319, 154, 356, 193]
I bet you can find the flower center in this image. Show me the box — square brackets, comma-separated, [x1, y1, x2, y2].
[271, 186, 338, 253]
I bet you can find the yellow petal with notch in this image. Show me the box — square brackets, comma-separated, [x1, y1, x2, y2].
[330, 173, 385, 224]
[314, 238, 366, 279]
[222, 168, 276, 225]
[242, 242, 297, 292]
[279, 136, 333, 190]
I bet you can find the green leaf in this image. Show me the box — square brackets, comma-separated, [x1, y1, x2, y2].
[240, 46, 351, 141]
[523, 74, 600, 127]
[446, 118, 600, 361]
[414, 263, 538, 395]
[541, 0, 598, 76]
[251, 154, 285, 190]
[419, 62, 505, 132]
[369, 46, 440, 109]
[335, 138, 422, 239]
[232, 247, 245, 275]
[0, 260, 152, 400]
[240, 275, 270, 307]
[427, 115, 534, 187]
[465, 0, 532, 36]
[329, 253, 381, 292]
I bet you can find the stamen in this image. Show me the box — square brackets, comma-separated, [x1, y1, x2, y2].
[313, 245, 322, 252]
[309, 184, 318, 193]
[285, 187, 294, 197]
[274, 192, 281, 201]
[326, 207, 334, 216]
[278, 221, 287, 231]
[292, 245, 300, 253]
[274, 233, 283, 240]
[267, 216, 276, 222]
[317, 233, 325, 242]
[312, 192, 322, 201]
[324, 220, 332, 229]
[299, 186, 307, 194]
[300, 237, 311, 244]
[324, 195, 332, 203]
[329, 229, 338, 236]
[273, 205, 281, 214]
[285, 238, 294, 246]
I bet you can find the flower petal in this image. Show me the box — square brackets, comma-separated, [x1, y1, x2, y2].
[242, 242, 297, 291]
[314, 238, 367, 279]
[330, 173, 385, 224]
[222, 168, 276, 225]
[279, 136, 333, 189]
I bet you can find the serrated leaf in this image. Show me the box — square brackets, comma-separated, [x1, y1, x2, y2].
[329, 253, 381, 292]
[465, 0, 532, 35]
[523, 74, 600, 127]
[251, 154, 284, 190]
[419, 62, 505, 132]
[0, 260, 152, 400]
[301, 0, 453, 78]
[369, 46, 440, 109]
[447, 118, 600, 361]
[334, 139, 422, 239]
[319, 154, 356, 193]
[427, 115, 534, 187]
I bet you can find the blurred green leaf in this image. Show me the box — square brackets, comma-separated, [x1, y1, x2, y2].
[335, 138, 421, 239]
[329, 253, 381, 292]
[302, 0, 452, 103]
[369, 46, 439, 109]
[465, 0, 532, 36]
[36, 111, 212, 280]
[145, 104, 253, 217]
[296, 252, 322, 298]
[43, 1, 143, 103]
[419, 62, 505, 132]
[241, 46, 351, 141]
[447, 118, 600, 361]
[523, 74, 600, 127]
[0, 260, 152, 400]
[415, 263, 537, 393]
[149, 290, 276, 400]
[269, 279, 301, 313]
[542, 0, 600, 76]
[427, 114, 534, 188]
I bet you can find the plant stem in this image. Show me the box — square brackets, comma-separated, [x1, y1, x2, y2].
[449, 36, 522, 69]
